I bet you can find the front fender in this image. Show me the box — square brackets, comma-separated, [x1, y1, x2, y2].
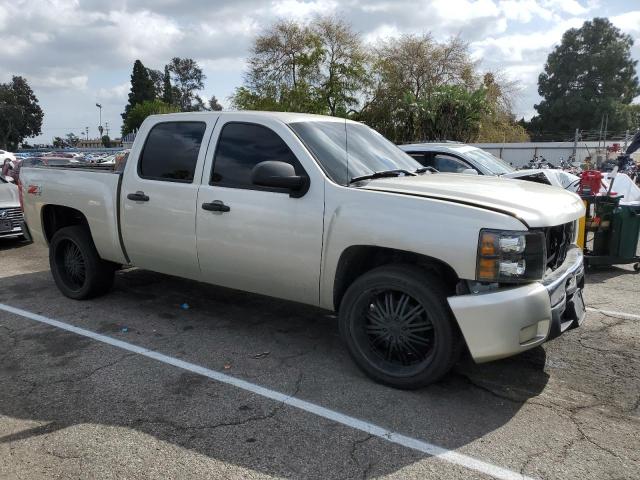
[319, 185, 527, 310]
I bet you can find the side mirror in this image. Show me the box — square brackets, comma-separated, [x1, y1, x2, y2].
[461, 168, 479, 175]
[251, 161, 309, 198]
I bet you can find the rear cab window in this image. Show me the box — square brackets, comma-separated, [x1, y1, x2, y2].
[139, 122, 207, 183]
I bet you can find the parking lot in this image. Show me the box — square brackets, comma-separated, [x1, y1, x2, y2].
[1, 238, 638, 480]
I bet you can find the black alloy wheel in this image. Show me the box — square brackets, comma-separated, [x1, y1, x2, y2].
[357, 289, 436, 374]
[339, 264, 460, 389]
[55, 239, 87, 291]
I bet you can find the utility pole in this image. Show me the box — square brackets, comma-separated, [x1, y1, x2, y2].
[85, 126, 89, 140]
[105, 121, 110, 137]
[573, 128, 579, 162]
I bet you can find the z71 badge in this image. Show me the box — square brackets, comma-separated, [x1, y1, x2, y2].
[27, 184, 42, 196]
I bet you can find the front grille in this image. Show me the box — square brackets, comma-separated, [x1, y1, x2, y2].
[0, 207, 23, 222]
[533, 221, 574, 271]
[0, 207, 23, 235]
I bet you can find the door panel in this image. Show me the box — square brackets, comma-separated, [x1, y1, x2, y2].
[196, 186, 324, 304]
[196, 119, 324, 305]
[121, 118, 216, 279]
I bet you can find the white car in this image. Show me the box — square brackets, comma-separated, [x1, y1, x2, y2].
[20, 112, 586, 389]
[0, 175, 24, 239]
[400, 143, 580, 191]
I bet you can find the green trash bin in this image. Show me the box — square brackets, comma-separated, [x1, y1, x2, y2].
[609, 204, 640, 259]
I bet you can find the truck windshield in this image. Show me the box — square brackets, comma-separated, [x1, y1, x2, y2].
[463, 148, 514, 175]
[289, 121, 421, 185]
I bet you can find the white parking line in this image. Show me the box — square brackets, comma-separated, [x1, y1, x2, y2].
[0, 302, 533, 480]
[586, 307, 640, 321]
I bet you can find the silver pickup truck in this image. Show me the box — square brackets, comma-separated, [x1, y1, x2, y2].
[20, 111, 586, 389]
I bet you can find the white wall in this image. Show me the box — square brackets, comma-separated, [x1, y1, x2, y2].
[471, 141, 632, 168]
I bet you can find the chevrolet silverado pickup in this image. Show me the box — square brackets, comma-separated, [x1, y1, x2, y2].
[20, 112, 586, 389]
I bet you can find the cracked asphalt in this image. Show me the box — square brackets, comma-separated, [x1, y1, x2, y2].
[1, 238, 639, 479]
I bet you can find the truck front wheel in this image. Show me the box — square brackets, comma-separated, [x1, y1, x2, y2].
[339, 265, 460, 389]
[49, 226, 116, 300]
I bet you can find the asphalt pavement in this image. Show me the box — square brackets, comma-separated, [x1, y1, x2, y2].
[1, 238, 638, 479]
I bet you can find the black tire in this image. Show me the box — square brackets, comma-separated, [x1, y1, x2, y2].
[49, 226, 116, 300]
[339, 264, 460, 389]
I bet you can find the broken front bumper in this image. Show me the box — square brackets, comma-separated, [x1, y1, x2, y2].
[447, 246, 585, 363]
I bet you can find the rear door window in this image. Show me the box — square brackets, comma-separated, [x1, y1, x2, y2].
[139, 122, 206, 183]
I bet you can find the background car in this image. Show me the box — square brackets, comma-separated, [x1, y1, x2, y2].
[400, 142, 515, 175]
[0, 174, 24, 239]
[400, 142, 580, 191]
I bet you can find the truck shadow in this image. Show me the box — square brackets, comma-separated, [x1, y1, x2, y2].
[0, 237, 30, 252]
[0, 268, 549, 477]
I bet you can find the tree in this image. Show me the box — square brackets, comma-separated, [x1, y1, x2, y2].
[209, 95, 223, 111]
[122, 100, 180, 135]
[476, 72, 529, 142]
[65, 132, 80, 147]
[147, 68, 164, 99]
[232, 17, 370, 116]
[231, 20, 323, 112]
[532, 18, 640, 135]
[358, 34, 479, 142]
[168, 57, 206, 111]
[0, 76, 43, 150]
[52, 137, 65, 148]
[121, 60, 156, 126]
[314, 17, 369, 116]
[162, 65, 173, 105]
[101, 135, 111, 148]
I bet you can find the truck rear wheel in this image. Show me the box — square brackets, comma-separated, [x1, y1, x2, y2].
[49, 226, 116, 300]
[339, 265, 460, 389]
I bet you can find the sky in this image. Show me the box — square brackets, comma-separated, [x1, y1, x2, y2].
[1, 0, 638, 144]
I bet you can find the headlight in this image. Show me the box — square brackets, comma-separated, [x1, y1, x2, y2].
[476, 229, 546, 283]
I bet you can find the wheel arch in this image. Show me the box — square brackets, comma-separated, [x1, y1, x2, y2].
[333, 245, 460, 312]
[41, 204, 91, 245]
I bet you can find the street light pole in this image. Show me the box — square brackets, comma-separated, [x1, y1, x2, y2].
[96, 103, 103, 138]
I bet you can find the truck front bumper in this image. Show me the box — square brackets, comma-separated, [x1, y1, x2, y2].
[447, 246, 585, 363]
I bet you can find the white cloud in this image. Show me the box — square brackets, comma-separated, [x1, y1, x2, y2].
[31, 73, 89, 90]
[96, 83, 130, 102]
[471, 17, 584, 62]
[270, 0, 339, 19]
[363, 24, 403, 44]
[610, 10, 640, 35]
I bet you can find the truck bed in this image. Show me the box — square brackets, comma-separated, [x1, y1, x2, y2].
[20, 166, 127, 265]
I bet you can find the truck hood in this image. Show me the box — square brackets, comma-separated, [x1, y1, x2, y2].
[361, 173, 585, 227]
[0, 183, 19, 208]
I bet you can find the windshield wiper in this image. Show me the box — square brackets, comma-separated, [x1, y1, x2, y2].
[349, 169, 416, 184]
[415, 166, 438, 174]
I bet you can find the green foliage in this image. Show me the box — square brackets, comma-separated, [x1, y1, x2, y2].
[121, 60, 156, 125]
[168, 57, 206, 111]
[162, 65, 173, 105]
[533, 17, 640, 134]
[147, 68, 164, 98]
[65, 132, 80, 147]
[231, 17, 366, 115]
[208, 95, 223, 111]
[101, 135, 111, 148]
[0, 76, 43, 150]
[356, 35, 524, 142]
[52, 137, 65, 148]
[122, 100, 179, 135]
